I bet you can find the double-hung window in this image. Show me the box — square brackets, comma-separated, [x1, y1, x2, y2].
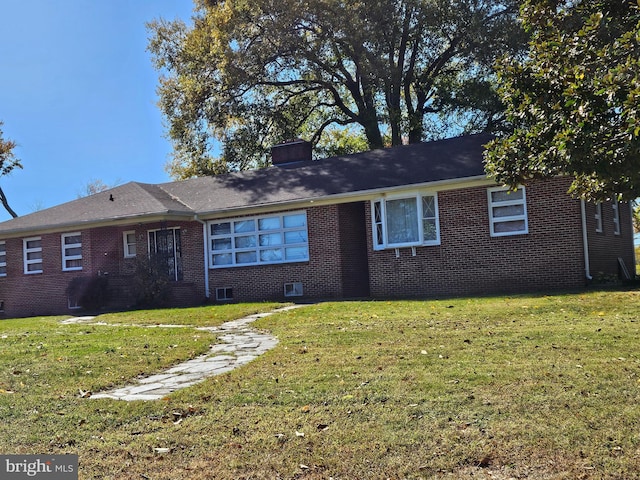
[0, 241, 6, 277]
[488, 186, 528, 237]
[372, 193, 439, 250]
[594, 203, 603, 233]
[612, 201, 620, 235]
[123, 231, 137, 258]
[24, 237, 43, 274]
[208, 211, 309, 268]
[62, 233, 82, 271]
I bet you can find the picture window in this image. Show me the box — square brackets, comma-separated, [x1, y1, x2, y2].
[209, 211, 309, 268]
[371, 193, 440, 250]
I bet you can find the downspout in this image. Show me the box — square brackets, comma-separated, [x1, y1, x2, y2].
[629, 202, 637, 268]
[194, 215, 210, 299]
[580, 200, 593, 281]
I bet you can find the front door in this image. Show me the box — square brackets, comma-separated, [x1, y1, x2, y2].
[148, 228, 183, 281]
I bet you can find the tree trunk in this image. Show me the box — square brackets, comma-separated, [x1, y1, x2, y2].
[361, 111, 384, 149]
[0, 186, 18, 218]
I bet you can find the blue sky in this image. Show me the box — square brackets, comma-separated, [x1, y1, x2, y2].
[0, 0, 195, 222]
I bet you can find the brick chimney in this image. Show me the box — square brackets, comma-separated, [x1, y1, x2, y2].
[271, 139, 312, 166]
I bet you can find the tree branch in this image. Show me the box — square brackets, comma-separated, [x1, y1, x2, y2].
[0, 186, 18, 218]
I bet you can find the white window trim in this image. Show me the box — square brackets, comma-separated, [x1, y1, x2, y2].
[612, 200, 620, 235]
[123, 231, 137, 258]
[62, 232, 83, 272]
[208, 211, 309, 269]
[488, 186, 529, 237]
[0, 241, 6, 277]
[23, 236, 43, 274]
[594, 203, 603, 233]
[371, 192, 440, 251]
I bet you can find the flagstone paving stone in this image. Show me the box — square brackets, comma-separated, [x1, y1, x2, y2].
[61, 305, 305, 401]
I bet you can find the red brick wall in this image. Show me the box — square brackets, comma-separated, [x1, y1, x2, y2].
[0, 234, 73, 317]
[0, 177, 635, 317]
[584, 201, 636, 279]
[366, 177, 588, 298]
[0, 221, 207, 318]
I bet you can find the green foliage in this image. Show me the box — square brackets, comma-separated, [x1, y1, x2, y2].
[147, 0, 526, 179]
[0, 120, 22, 217]
[130, 256, 173, 308]
[0, 121, 21, 177]
[485, 0, 640, 201]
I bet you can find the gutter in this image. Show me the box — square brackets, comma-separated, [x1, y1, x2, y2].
[580, 200, 593, 281]
[193, 215, 210, 299]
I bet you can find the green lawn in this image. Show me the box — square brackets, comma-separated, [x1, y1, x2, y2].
[1, 292, 639, 479]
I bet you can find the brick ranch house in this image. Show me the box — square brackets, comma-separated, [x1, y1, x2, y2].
[0, 134, 634, 318]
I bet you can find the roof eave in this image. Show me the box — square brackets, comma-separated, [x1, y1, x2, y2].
[196, 174, 493, 219]
[0, 211, 195, 239]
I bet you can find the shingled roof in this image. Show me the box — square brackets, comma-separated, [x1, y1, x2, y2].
[0, 134, 491, 236]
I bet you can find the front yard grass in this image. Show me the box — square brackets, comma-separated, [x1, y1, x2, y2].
[1, 291, 639, 479]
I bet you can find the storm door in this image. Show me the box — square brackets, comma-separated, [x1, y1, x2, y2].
[148, 227, 183, 281]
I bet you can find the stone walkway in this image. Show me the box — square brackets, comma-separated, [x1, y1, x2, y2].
[64, 305, 304, 401]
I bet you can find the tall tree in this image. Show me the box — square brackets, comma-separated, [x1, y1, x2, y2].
[0, 121, 21, 218]
[485, 0, 640, 201]
[148, 0, 525, 179]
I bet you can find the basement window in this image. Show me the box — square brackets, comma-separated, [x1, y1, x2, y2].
[216, 287, 234, 301]
[284, 282, 303, 297]
[68, 295, 82, 310]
